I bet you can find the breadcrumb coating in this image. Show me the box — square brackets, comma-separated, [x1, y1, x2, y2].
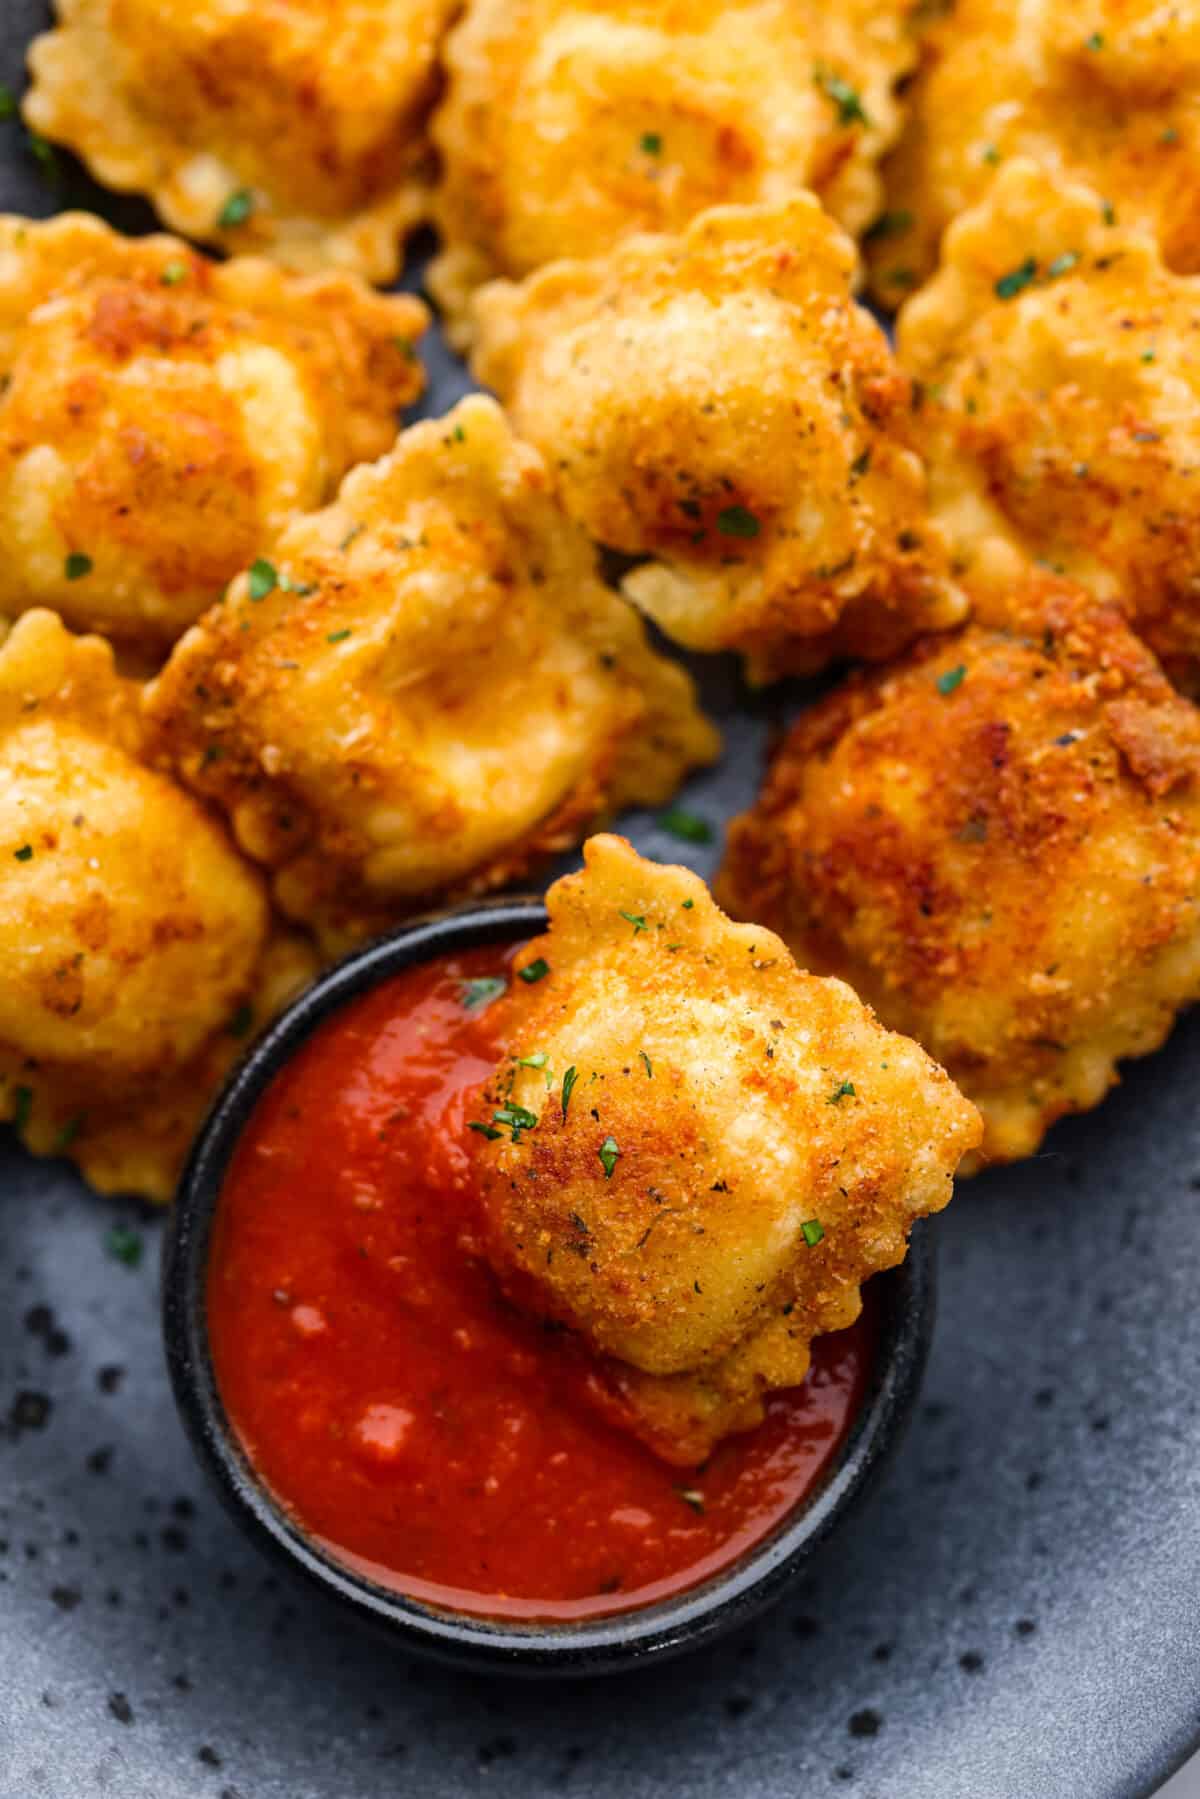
[899, 158, 1200, 688]
[430, 0, 917, 343]
[719, 577, 1200, 1168]
[145, 399, 719, 955]
[24, 0, 454, 279]
[474, 197, 964, 682]
[0, 212, 426, 654]
[472, 834, 979, 1463]
[0, 609, 315, 1201]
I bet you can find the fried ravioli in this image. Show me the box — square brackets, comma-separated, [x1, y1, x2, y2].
[145, 398, 719, 955]
[0, 609, 315, 1202]
[471, 834, 980, 1464]
[430, 0, 916, 343]
[473, 198, 965, 683]
[0, 213, 426, 655]
[24, 0, 454, 279]
[719, 577, 1200, 1168]
[899, 158, 1200, 688]
[868, 0, 1200, 306]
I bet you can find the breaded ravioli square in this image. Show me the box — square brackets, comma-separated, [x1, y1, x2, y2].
[868, 0, 1200, 306]
[0, 213, 426, 655]
[899, 159, 1200, 689]
[24, 0, 455, 280]
[719, 577, 1200, 1168]
[430, 0, 917, 342]
[473, 198, 965, 683]
[470, 834, 980, 1464]
[144, 398, 719, 955]
[0, 610, 315, 1202]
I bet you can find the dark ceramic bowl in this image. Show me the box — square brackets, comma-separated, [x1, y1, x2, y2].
[163, 897, 937, 1678]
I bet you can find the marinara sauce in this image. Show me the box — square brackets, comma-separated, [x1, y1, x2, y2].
[208, 943, 875, 1621]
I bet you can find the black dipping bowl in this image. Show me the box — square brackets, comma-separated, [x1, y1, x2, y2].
[163, 897, 937, 1678]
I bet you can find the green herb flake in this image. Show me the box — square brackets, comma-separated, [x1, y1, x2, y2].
[160, 259, 189, 286]
[519, 957, 550, 984]
[55, 1115, 84, 1152]
[26, 132, 58, 179]
[64, 551, 92, 581]
[827, 1079, 857, 1104]
[657, 807, 713, 845]
[326, 628, 352, 643]
[814, 66, 869, 127]
[981, 144, 1001, 165]
[639, 1050, 653, 1078]
[494, 1104, 538, 1133]
[13, 843, 32, 862]
[937, 664, 967, 695]
[1101, 200, 1117, 226]
[468, 1121, 503, 1140]
[226, 1001, 254, 1038]
[105, 1224, 143, 1268]
[886, 267, 917, 290]
[994, 256, 1038, 300]
[561, 1065, 578, 1119]
[1084, 30, 1105, 48]
[619, 910, 649, 935]
[864, 209, 913, 243]
[12, 1083, 33, 1133]
[460, 976, 506, 1012]
[682, 898, 694, 909]
[518, 1051, 549, 1070]
[640, 131, 663, 154]
[0, 82, 16, 119]
[716, 503, 761, 539]
[1141, 347, 1157, 363]
[247, 558, 277, 601]
[218, 187, 254, 229]
[1046, 251, 1079, 280]
[598, 1135, 621, 1179]
[801, 1218, 825, 1248]
[675, 1487, 706, 1514]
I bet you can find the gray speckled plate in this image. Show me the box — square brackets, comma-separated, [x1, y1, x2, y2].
[3, 7, 1200, 1795]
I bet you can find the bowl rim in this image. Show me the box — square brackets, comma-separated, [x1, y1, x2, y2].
[163, 894, 937, 1677]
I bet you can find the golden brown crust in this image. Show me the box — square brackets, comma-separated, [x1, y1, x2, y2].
[0, 609, 316, 1201]
[868, 0, 1200, 305]
[471, 834, 980, 1462]
[0, 213, 426, 653]
[24, 0, 454, 279]
[718, 575, 1200, 1167]
[898, 158, 1200, 686]
[144, 399, 719, 954]
[430, 0, 916, 343]
[473, 197, 965, 682]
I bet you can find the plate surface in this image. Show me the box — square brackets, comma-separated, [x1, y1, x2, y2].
[2, 7, 1200, 1796]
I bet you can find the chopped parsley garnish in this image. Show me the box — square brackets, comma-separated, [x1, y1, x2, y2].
[519, 957, 550, 984]
[225, 1001, 254, 1038]
[639, 1050, 653, 1078]
[981, 144, 1001, 165]
[247, 558, 277, 601]
[561, 1066, 578, 1119]
[13, 844, 32, 862]
[676, 1487, 706, 1514]
[994, 257, 1038, 300]
[26, 133, 58, 179]
[801, 1218, 825, 1248]
[716, 504, 761, 539]
[1084, 30, 1104, 48]
[0, 83, 15, 119]
[598, 1135, 621, 1179]
[1141, 347, 1157, 364]
[814, 67, 869, 127]
[657, 807, 713, 844]
[863, 209, 913, 243]
[1045, 251, 1080, 280]
[619, 910, 648, 935]
[518, 1052, 548, 1070]
[494, 1104, 538, 1142]
[640, 131, 663, 154]
[460, 976, 506, 1012]
[64, 552, 92, 581]
[937, 664, 966, 695]
[105, 1224, 144, 1268]
[55, 1115, 83, 1152]
[681, 898, 694, 909]
[218, 187, 254, 229]
[326, 629, 352, 643]
[12, 1083, 33, 1132]
[468, 1121, 503, 1140]
[1101, 200, 1117, 226]
[160, 260, 188, 286]
[827, 1080, 856, 1104]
